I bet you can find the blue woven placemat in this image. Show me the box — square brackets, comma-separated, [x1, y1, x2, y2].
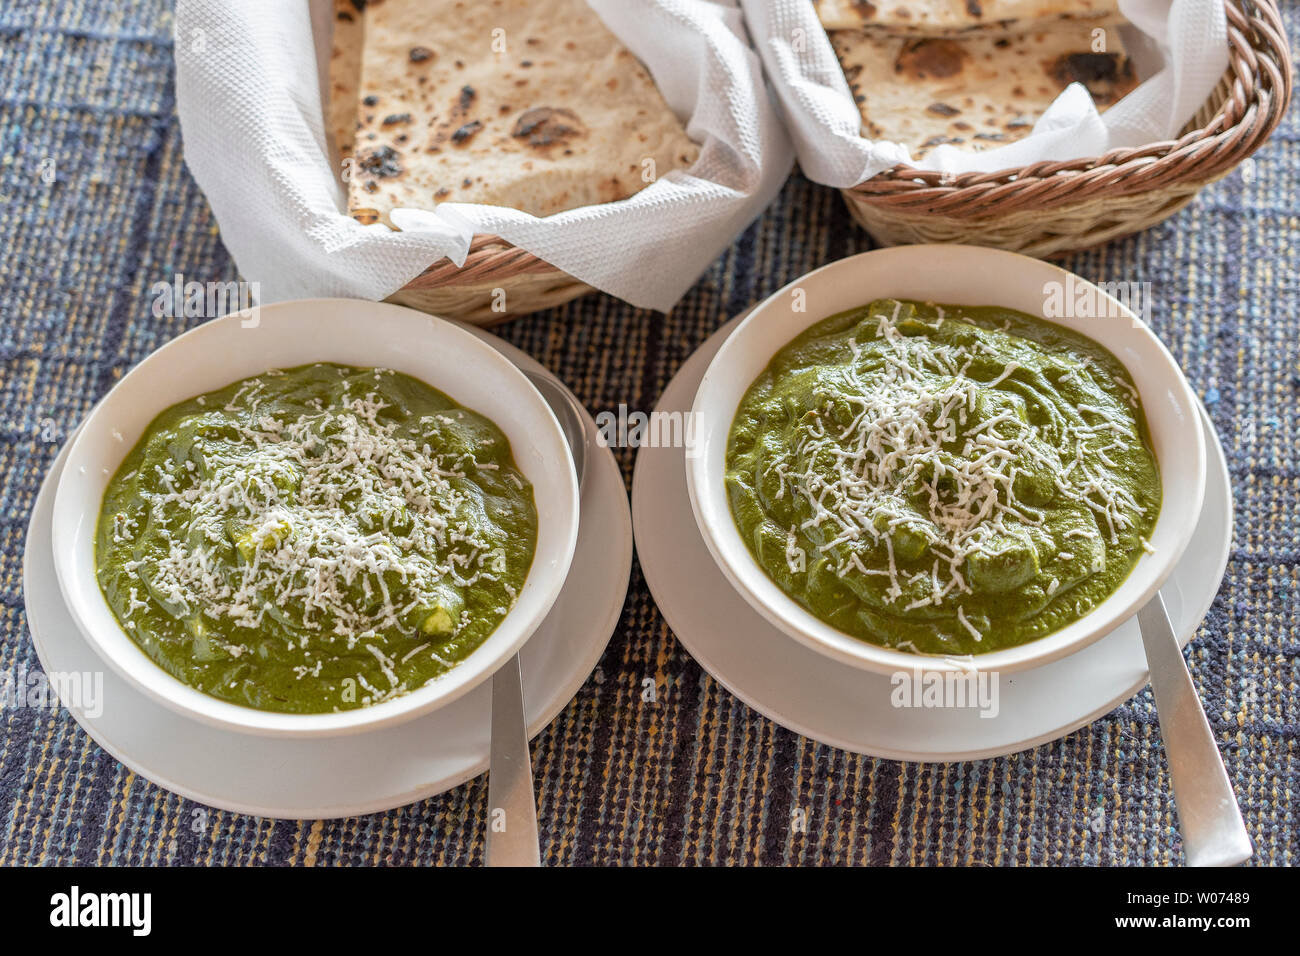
[0, 0, 1295, 866]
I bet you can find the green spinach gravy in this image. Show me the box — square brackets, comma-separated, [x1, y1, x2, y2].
[96, 364, 537, 713]
[725, 299, 1161, 655]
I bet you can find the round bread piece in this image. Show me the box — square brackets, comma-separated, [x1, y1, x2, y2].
[831, 23, 1137, 159]
[814, 0, 1124, 37]
[345, 0, 700, 224]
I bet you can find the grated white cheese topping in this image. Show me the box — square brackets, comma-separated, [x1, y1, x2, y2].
[772, 303, 1149, 608]
[123, 371, 515, 667]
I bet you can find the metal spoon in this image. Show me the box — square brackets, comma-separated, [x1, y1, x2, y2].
[527, 372, 589, 497]
[485, 370, 589, 867]
[1137, 593, 1252, 866]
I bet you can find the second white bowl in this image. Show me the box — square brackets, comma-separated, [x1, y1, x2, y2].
[687, 246, 1206, 676]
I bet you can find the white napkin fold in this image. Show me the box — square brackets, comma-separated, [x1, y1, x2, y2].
[175, 0, 794, 311]
[739, 0, 1228, 182]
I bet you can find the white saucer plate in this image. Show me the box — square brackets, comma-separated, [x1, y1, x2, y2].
[23, 329, 632, 818]
[632, 316, 1232, 762]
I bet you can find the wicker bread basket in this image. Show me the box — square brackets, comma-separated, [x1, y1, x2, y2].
[388, 0, 1289, 319]
[385, 235, 593, 326]
[840, 0, 1292, 258]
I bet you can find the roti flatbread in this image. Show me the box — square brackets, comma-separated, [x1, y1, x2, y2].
[831, 25, 1137, 158]
[328, 0, 364, 165]
[345, 0, 699, 223]
[814, 0, 1124, 37]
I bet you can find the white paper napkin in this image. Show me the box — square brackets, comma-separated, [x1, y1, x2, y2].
[174, 0, 795, 311]
[739, 0, 1228, 182]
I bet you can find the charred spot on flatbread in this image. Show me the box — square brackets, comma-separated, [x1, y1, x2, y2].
[358, 144, 403, 179]
[895, 39, 967, 81]
[409, 46, 433, 63]
[451, 120, 483, 145]
[927, 102, 961, 116]
[422, 85, 484, 149]
[512, 107, 586, 149]
[1047, 51, 1136, 105]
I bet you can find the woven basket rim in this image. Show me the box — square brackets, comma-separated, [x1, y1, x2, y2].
[405, 233, 564, 290]
[846, 0, 1292, 205]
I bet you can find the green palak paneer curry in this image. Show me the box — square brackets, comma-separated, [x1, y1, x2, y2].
[96, 363, 537, 713]
[725, 299, 1161, 655]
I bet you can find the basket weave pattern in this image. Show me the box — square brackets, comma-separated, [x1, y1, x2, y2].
[841, 0, 1293, 257]
[392, 235, 592, 325]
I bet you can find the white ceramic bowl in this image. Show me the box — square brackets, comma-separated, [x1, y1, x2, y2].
[687, 246, 1206, 675]
[52, 299, 579, 737]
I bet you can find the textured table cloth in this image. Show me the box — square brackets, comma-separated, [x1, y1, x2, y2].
[0, 0, 1295, 866]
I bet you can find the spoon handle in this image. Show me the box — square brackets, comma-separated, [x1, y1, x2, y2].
[483, 369, 583, 867]
[486, 653, 541, 866]
[1138, 593, 1251, 867]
